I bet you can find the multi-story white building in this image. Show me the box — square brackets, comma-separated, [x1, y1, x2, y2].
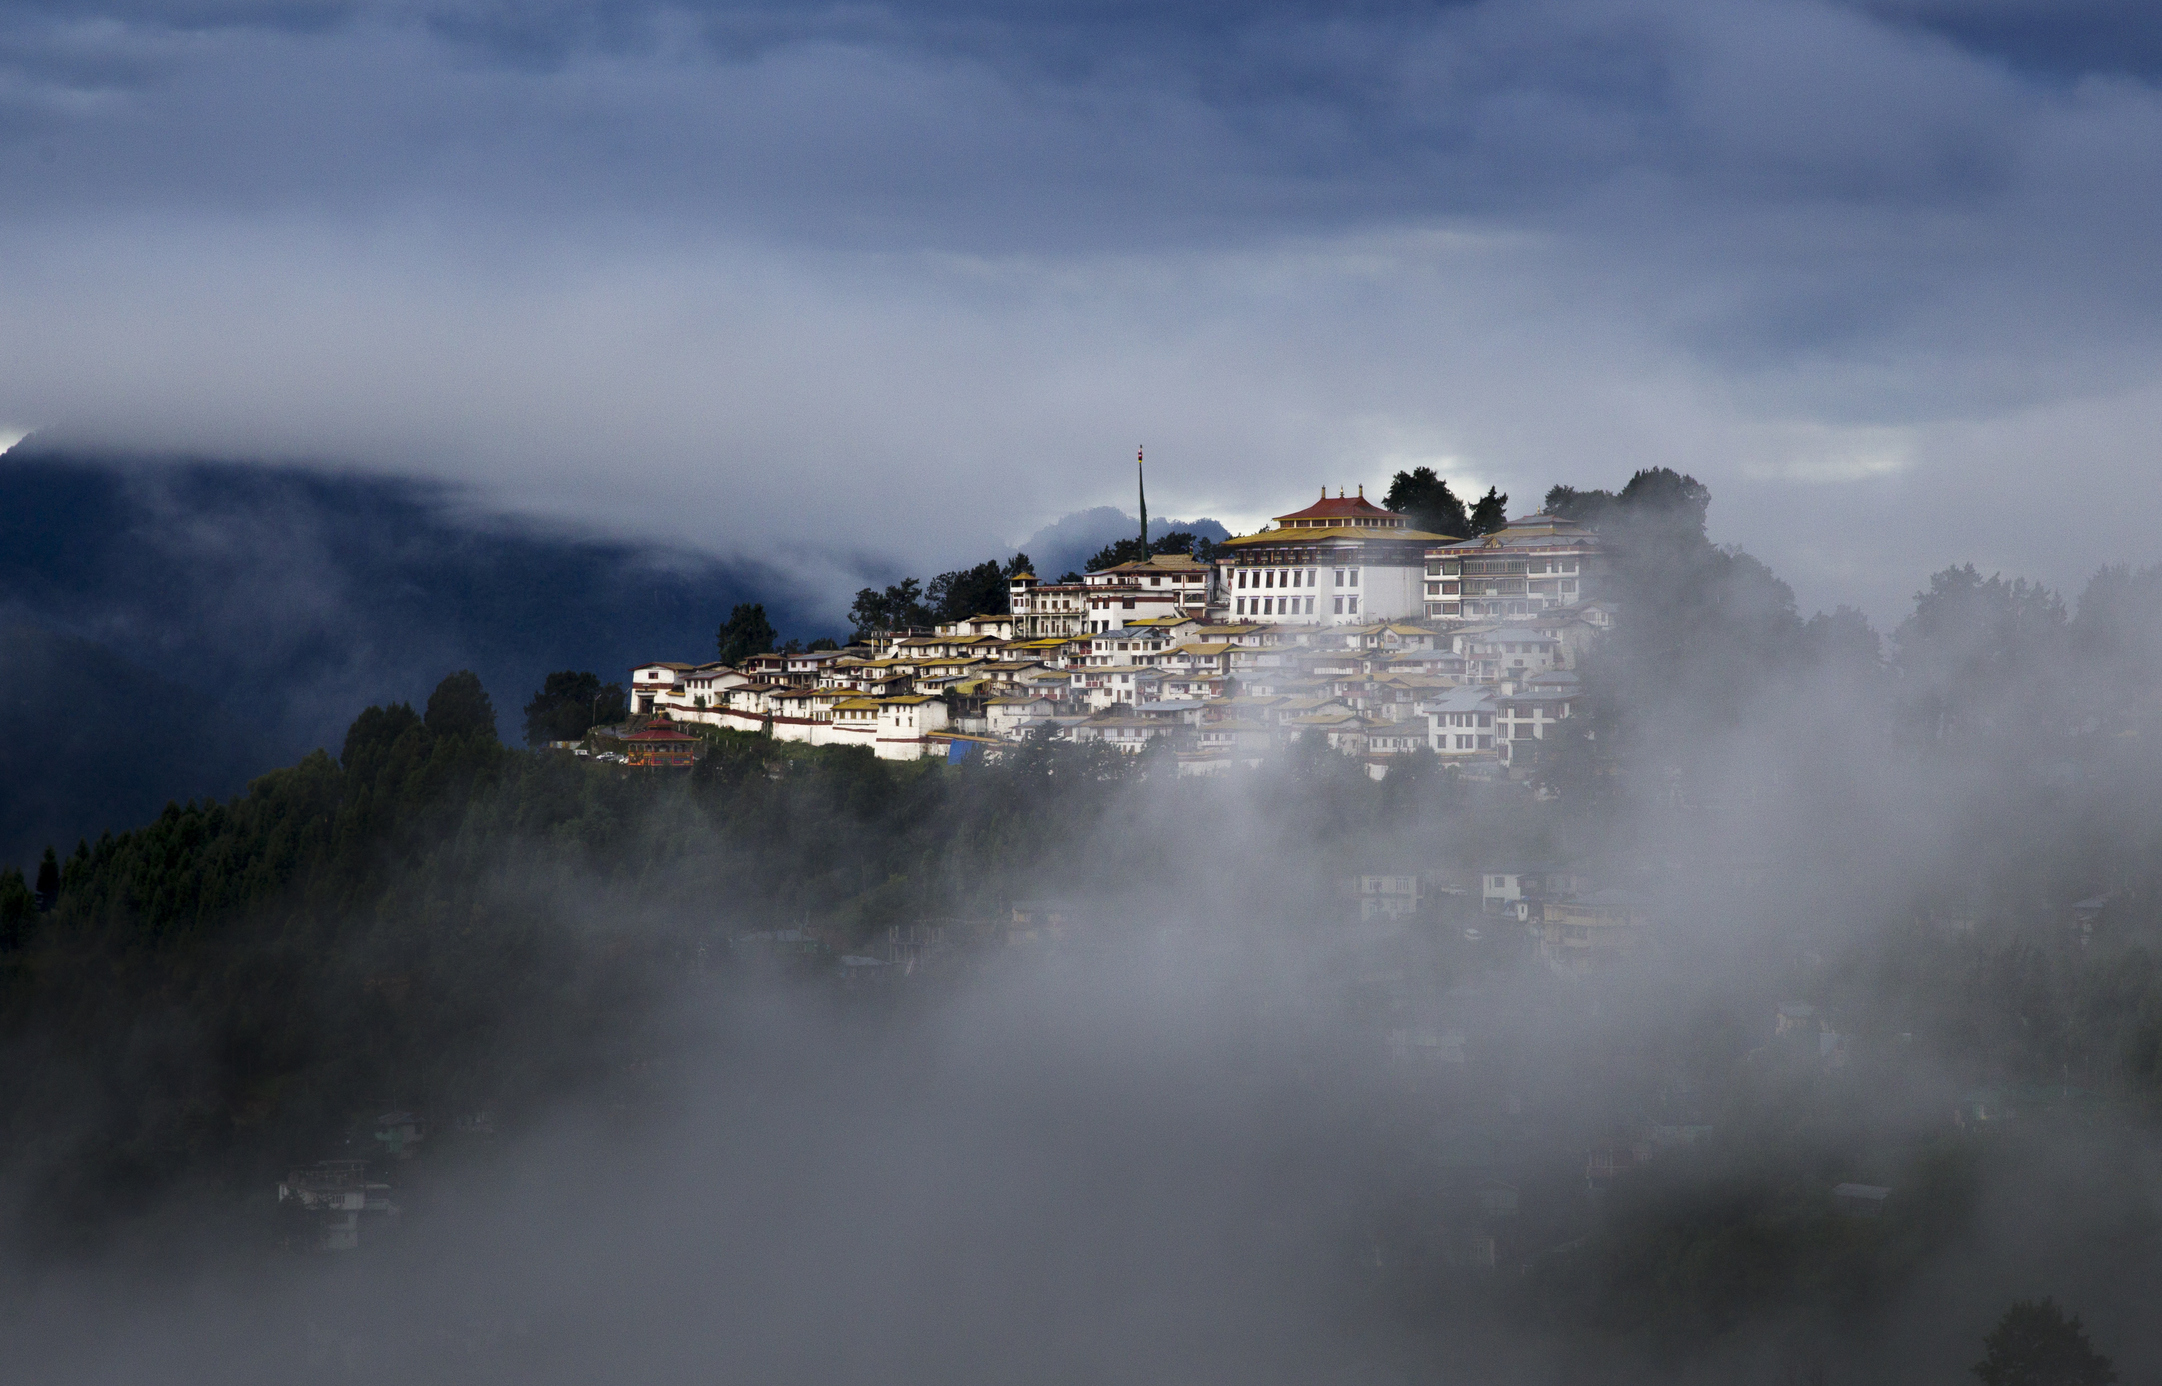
[1007, 572, 1089, 640]
[1425, 513, 1603, 623]
[1461, 627, 1563, 684]
[1087, 554, 1217, 613]
[1011, 554, 1219, 638]
[1218, 489, 1447, 626]
[1422, 686, 1499, 758]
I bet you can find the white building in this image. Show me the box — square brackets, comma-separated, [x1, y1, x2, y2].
[629, 662, 696, 715]
[1218, 489, 1447, 626]
[1422, 686, 1498, 757]
[875, 695, 950, 759]
[1494, 670, 1580, 766]
[1086, 553, 1218, 616]
[1426, 513, 1604, 623]
[987, 695, 1058, 738]
[1007, 573, 1089, 640]
[1346, 874, 1421, 920]
[1462, 627, 1563, 684]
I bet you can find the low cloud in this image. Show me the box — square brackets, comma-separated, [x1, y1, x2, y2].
[3, 0, 2160, 617]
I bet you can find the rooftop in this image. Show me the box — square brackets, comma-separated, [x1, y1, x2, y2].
[1096, 553, 1215, 574]
[1274, 488, 1403, 527]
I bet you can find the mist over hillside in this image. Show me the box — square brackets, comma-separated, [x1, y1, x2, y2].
[5, 466, 2162, 1383]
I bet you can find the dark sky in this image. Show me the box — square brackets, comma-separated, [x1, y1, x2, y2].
[3, 0, 2159, 620]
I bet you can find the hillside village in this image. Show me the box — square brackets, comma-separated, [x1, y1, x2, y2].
[620, 491, 1616, 777]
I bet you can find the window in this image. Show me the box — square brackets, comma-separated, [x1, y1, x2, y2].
[1346, 596, 1358, 614]
[1478, 735, 1492, 749]
[1305, 597, 1315, 614]
[1334, 569, 1345, 587]
[1237, 570, 1248, 589]
[1333, 597, 1344, 614]
[1349, 569, 1359, 587]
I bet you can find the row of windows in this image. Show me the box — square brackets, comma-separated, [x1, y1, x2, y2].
[1429, 558, 1582, 577]
[1236, 567, 1360, 589]
[1446, 734, 1495, 750]
[1233, 595, 1366, 617]
[1426, 601, 1547, 618]
[1426, 580, 1577, 596]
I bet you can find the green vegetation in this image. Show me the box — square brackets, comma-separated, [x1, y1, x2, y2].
[7, 469, 2162, 1379]
[1084, 530, 1220, 572]
[522, 670, 629, 745]
[716, 601, 778, 665]
[1383, 466, 1470, 537]
[849, 552, 1035, 637]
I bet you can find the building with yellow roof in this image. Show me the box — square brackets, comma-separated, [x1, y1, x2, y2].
[1219, 487, 1452, 628]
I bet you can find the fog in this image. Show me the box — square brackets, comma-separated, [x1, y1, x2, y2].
[7, 506, 2162, 1385]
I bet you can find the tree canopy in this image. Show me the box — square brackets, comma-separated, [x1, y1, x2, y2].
[1383, 466, 1469, 537]
[717, 603, 778, 666]
[423, 670, 497, 743]
[927, 560, 1010, 624]
[852, 552, 1032, 636]
[1974, 1299, 2116, 1386]
[1085, 531, 1216, 572]
[522, 671, 628, 746]
[1467, 485, 1510, 536]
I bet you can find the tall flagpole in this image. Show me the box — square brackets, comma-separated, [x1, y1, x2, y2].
[1137, 446, 1148, 554]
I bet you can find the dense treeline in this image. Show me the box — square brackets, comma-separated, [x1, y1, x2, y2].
[12, 470, 2162, 1379]
[0, 664, 1538, 1254]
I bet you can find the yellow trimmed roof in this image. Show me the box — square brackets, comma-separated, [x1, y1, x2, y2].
[1098, 553, 1213, 573]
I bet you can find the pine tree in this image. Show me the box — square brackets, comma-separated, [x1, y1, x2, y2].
[425, 671, 499, 743]
[1974, 1299, 2116, 1386]
[717, 603, 779, 664]
[34, 845, 60, 911]
[522, 671, 627, 745]
[1468, 486, 1510, 536]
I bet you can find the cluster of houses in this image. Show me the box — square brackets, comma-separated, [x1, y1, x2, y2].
[624, 494, 1616, 775]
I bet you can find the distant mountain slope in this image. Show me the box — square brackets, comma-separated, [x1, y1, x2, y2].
[1018, 507, 1231, 579]
[0, 447, 810, 867]
[0, 621, 261, 869]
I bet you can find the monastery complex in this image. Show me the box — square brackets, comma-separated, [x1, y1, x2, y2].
[625, 490, 1615, 773]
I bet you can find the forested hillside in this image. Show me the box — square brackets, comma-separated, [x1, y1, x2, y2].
[10, 474, 2162, 1382]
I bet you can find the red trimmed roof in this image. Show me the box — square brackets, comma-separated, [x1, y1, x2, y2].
[1273, 490, 1399, 524]
[627, 723, 700, 742]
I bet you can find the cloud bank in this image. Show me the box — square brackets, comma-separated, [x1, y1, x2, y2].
[3, 0, 2160, 615]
